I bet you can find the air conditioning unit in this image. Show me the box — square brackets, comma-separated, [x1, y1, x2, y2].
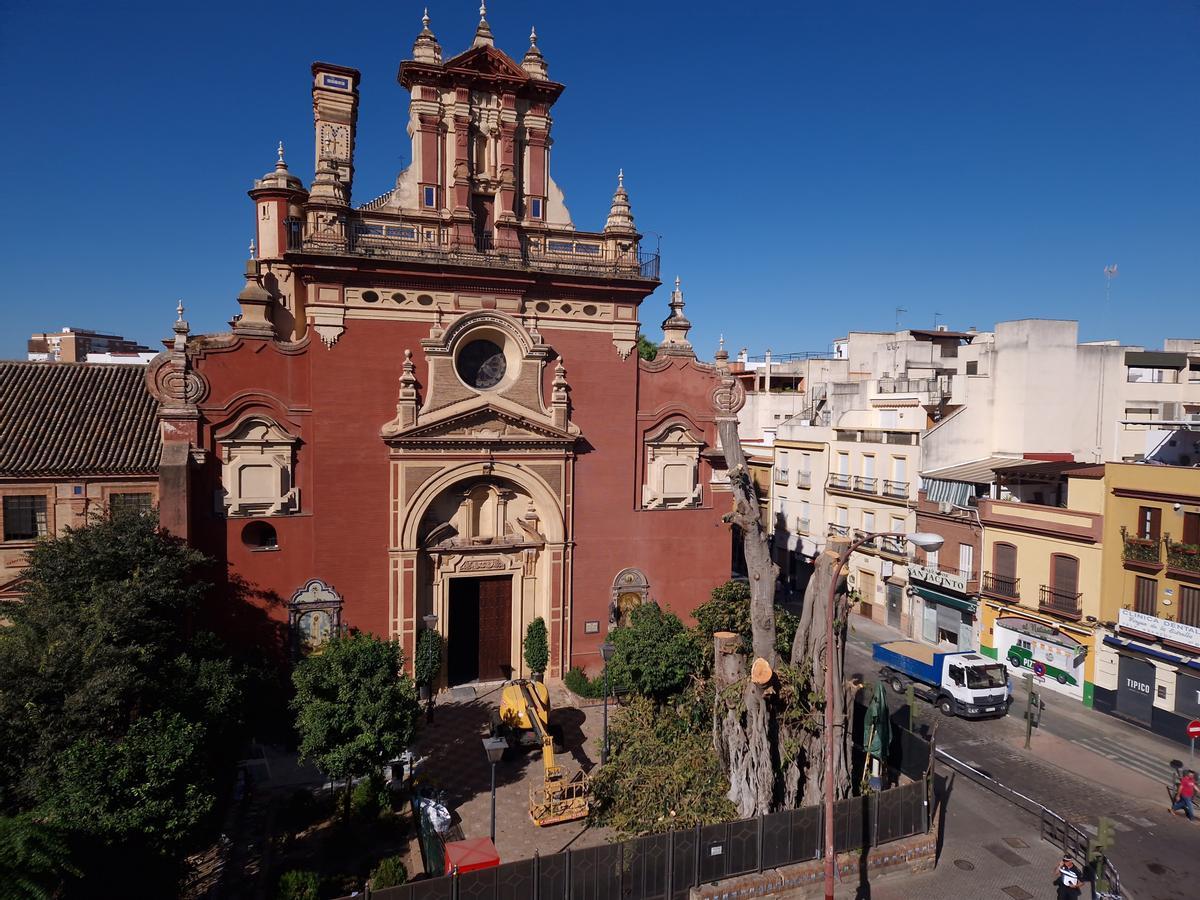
[938, 500, 954, 514]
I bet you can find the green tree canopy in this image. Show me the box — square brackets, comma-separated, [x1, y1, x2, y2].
[291, 632, 420, 813]
[590, 696, 736, 836]
[0, 511, 246, 893]
[607, 602, 700, 701]
[636, 334, 658, 361]
[692, 579, 799, 660]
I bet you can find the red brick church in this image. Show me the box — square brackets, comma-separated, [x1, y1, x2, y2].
[149, 10, 731, 682]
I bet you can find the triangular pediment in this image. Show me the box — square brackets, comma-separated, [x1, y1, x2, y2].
[385, 397, 579, 445]
[444, 45, 530, 81]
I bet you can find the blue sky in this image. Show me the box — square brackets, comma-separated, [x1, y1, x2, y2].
[1, 1, 1197, 359]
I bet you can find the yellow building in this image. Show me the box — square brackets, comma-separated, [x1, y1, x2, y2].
[1093, 462, 1200, 744]
[977, 463, 1107, 706]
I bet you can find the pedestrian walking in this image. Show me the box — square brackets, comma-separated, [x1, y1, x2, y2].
[1170, 767, 1196, 821]
[1053, 855, 1082, 900]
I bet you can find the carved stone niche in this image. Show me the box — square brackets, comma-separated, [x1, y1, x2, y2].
[289, 579, 343, 656]
[610, 567, 650, 627]
[220, 416, 300, 516]
[641, 421, 703, 509]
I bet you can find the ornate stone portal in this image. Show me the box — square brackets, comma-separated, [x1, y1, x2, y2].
[383, 309, 576, 684]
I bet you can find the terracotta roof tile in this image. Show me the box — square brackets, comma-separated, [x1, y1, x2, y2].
[0, 362, 160, 477]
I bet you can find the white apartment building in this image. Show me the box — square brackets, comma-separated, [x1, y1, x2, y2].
[742, 320, 1200, 644]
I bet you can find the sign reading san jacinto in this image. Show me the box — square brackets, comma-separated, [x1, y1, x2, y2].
[1118, 608, 1200, 653]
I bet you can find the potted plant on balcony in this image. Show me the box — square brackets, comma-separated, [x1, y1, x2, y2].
[415, 627, 443, 700]
[524, 617, 549, 682]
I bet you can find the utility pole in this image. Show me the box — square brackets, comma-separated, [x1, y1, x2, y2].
[895, 307, 907, 331]
[1024, 673, 1035, 750]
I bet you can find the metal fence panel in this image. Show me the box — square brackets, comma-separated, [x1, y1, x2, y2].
[670, 828, 697, 900]
[833, 794, 871, 853]
[697, 821, 730, 884]
[624, 833, 669, 900]
[538, 851, 569, 900]
[569, 842, 623, 900]
[725, 818, 759, 878]
[760, 809, 793, 870]
[874, 780, 925, 844]
[494, 858, 537, 900]
[458, 865, 497, 900]
[791, 804, 823, 864]
[405, 877, 455, 900]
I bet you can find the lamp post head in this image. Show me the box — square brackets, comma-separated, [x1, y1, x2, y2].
[482, 736, 508, 765]
[600, 641, 616, 662]
[422, 613, 439, 631]
[906, 532, 945, 552]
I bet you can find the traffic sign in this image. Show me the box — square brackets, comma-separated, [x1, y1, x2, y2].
[1032, 661, 1046, 677]
[1187, 720, 1200, 739]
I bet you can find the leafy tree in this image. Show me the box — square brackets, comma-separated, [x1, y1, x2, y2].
[276, 870, 320, 900]
[590, 696, 736, 836]
[370, 855, 408, 889]
[0, 511, 245, 889]
[291, 633, 420, 819]
[636, 334, 658, 361]
[607, 602, 700, 701]
[523, 616, 549, 676]
[693, 580, 798, 660]
[414, 628, 443, 687]
[0, 814, 80, 900]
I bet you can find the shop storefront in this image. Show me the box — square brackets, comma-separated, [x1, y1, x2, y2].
[907, 563, 977, 650]
[1094, 610, 1200, 746]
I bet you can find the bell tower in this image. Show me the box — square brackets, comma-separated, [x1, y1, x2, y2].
[312, 62, 361, 197]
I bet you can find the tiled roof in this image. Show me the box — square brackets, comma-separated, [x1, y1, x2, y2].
[0, 362, 160, 477]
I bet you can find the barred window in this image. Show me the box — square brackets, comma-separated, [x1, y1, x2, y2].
[110, 492, 153, 517]
[3, 495, 48, 541]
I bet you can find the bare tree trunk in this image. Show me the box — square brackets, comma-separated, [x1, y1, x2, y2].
[783, 550, 853, 807]
[712, 361, 779, 818]
[710, 353, 851, 815]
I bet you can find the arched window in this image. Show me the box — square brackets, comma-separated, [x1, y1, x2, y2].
[241, 521, 278, 550]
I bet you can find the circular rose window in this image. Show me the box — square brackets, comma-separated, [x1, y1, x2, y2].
[456, 339, 507, 390]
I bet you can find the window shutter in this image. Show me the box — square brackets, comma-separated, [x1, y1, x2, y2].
[1052, 555, 1078, 595]
[1184, 512, 1200, 547]
[994, 543, 1017, 579]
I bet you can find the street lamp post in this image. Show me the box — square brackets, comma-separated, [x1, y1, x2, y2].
[482, 736, 507, 844]
[599, 641, 615, 764]
[823, 531, 942, 900]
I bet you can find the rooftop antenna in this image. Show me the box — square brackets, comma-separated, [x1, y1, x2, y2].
[933, 311, 943, 330]
[1103, 263, 1118, 305]
[895, 307, 907, 330]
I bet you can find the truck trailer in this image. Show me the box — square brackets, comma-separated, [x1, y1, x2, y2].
[872, 640, 1010, 719]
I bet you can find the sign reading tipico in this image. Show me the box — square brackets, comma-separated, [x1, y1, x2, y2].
[1118, 608, 1200, 652]
[907, 563, 968, 594]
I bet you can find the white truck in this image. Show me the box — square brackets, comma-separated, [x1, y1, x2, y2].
[873, 640, 1010, 719]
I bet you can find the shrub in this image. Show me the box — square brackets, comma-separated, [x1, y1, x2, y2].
[607, 603, 700, 701]
[692, 580, 799, 660]
[279, 789, 320, 835]
[350, 777, 385, 821]
[590, 696, 736, 837]
[415, 628, 443, 687]
[523, 617, 549, 675]
[563, 666, 605, 699]
[370, 855, 408, 889]
[276, 869, 320, 900]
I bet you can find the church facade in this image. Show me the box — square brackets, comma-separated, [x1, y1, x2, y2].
[150, 11, 732, 682]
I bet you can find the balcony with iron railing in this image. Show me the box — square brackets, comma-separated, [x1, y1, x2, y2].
[796, 471, 812, 489]
[882, 479, 909, 499]
[875, 376, 952, 402]
[878, 536, 908, 558]
[829, 473, 852, 491]
[828, 523, 850, 538]
[1039, 585, 1083, 620]
[773, 468, 789, 485]
[853, 476, 879, 495]
[982, 572, 1020, 601]
[852, 529, 878, 550]
[796, 517, 811, 534]
[1166, 536, 1200, 578]
[286, 219, 661, 281]
[1120, 527, 1162, 571]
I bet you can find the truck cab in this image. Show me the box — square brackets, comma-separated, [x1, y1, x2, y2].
[873, 641, 1010, 719]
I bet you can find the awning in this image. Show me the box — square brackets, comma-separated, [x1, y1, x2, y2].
[1103, 635, 1200, 673]
[1125, 351, 1187, 369]
[920, 456, 1030, 485]
[912, 585, 976, 614]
